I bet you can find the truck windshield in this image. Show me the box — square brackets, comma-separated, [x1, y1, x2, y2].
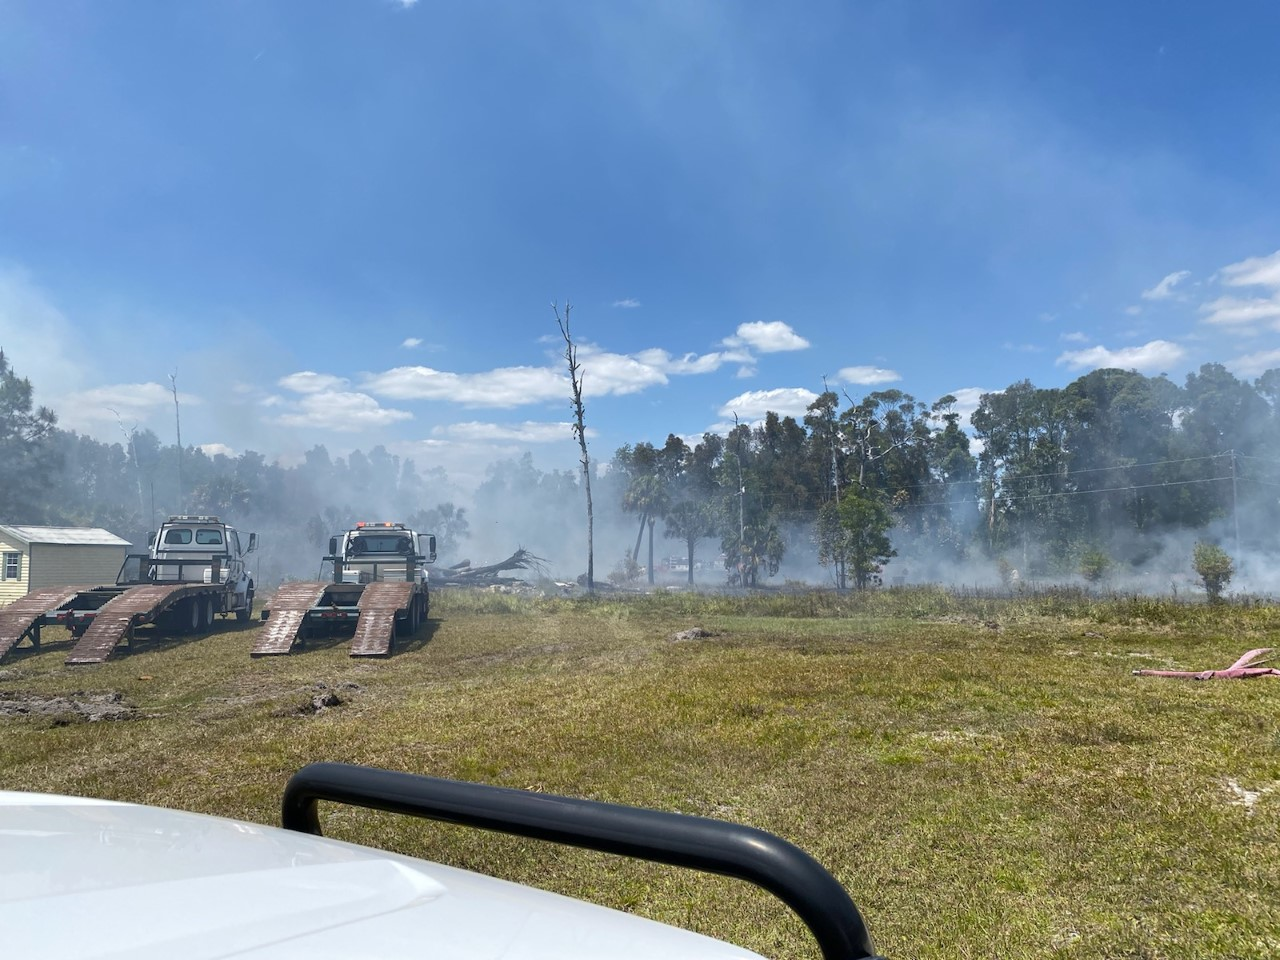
[163, 530, 192, 545]
[351, 535, 411, 555]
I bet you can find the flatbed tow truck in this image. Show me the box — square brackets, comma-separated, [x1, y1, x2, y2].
[0, 515, 257, 665]
[255, 521, 436, 658]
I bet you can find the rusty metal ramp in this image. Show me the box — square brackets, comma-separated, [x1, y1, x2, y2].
[65, 584, 188, 665]
[350, 581, 414, 657]
[0, 585, 102, 660]
[253, 582, 329, 657]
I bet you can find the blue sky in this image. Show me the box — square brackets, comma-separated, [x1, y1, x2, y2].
[3, 0, 1279, 491]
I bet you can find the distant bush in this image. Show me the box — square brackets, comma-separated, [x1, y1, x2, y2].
[1079, 548, 1112, 584]
[1192, 542, 1234, 603]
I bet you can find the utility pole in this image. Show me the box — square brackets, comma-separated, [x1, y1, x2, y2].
[1230, 449, 1240, 562]
[170, 373, 183, 514]
[822, 376, 845, 590]
[732, 412, 746, 586]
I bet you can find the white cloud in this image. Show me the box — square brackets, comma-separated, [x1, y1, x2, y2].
[1219, 250, 1280, 289]
[573, 345, 670, 396]
[838, 365, 900, 385]
[61, 382, 199, 426]
[718, 387, 819, 420]
[612, 298, 641, 309]
[433, 421, 587, 443]
[273, 391, 412, 432]
[364, 341, 735, 410]
[1060, 331, 1090, 343]
[363, 364, 566, 407]
[1055, 339, 1186, 372]
[199, 443, 237, 458]
[279, 371, 350, 394]
[1228, 349, 1280, 379]
[1199, 294, 1280, 328]
[723, 321, 810, 353]
[1141, 270, 1191, 301]
[401, 337, 423, 348]
[631, 347, 726, 375]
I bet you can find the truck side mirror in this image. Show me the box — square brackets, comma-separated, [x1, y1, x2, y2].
[329, 537, 338, 556]
[247, 532, 258, 554]
[425, 535, 437, 563]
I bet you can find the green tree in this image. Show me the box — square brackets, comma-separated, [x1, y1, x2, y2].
[663, 497, 717, 585]
[1079, 548, 1112, 584]
[405, 503, 470, 558]
[836, 489, 896, 590]
[1192, 541, 1233, 602]
[0, 349, 60, 522]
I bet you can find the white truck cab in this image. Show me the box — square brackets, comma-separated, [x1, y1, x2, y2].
[144, 515, 258, 620]
[331, 521, 435, 585]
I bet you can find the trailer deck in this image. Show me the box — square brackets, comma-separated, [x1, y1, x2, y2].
[252, 582, 329, 656]
[0, 581, 245, 665]
[0, 585, 104, 660]
[64, 583, 206, 665]
[256, 581, 423, 658]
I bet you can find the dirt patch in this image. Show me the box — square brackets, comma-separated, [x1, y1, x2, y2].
[670, 627, 717, 642]
[274, 681, 361, 717]
[0, 691, 137, 723]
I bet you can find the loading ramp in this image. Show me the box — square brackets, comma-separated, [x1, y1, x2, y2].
[350, 581, 415, 657]
[0, 585, 104, 660]
[64, 583, 197, 665]
[252, 582, 329, 656]
[256, 580, 423, 658]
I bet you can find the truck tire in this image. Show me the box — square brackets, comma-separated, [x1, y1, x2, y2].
[236, 593, 253, 622]
[200, 596, 215, 631]
[178, 597, 200, 635]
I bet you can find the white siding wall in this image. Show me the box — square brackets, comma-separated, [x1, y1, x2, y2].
[29, 544, 126, 592]
[0, 536, 30, 606]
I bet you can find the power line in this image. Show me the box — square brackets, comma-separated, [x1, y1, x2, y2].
[1236, 453, 1280, 467]
[891, 475, 1233, 511]
[893, 453, 1228, 491]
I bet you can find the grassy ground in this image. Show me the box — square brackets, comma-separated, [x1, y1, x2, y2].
[2, 586, 1278, 959]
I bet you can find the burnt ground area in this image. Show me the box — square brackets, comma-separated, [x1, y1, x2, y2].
[0, 691, 137, 723]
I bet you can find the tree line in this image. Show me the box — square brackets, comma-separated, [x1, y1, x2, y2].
[2, 348, 1278, 589]
[610, 365, 1280, 589]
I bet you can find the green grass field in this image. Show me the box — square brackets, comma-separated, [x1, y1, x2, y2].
[2, 587, 1278, 959]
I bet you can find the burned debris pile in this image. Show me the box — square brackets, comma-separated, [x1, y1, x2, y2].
[432, 548, 546, 588]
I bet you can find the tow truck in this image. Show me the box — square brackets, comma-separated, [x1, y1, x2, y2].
[256, 521, 436, 657]
[0, 515, 257, 665]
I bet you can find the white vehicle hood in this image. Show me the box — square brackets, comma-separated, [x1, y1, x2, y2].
[0, 791, 763, 960]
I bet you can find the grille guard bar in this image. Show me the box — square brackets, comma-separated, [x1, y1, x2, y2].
[282, 762, 883, 960]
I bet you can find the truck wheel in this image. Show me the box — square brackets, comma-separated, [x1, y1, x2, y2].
[236, 594, 253, 622]
[201, 597, 215, 631]
[180, 598, 200, 635]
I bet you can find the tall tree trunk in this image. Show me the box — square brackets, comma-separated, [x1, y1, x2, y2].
[631, 511, 647, 562]
[556, 302, 593, 593]
[647, 516, 655, 585]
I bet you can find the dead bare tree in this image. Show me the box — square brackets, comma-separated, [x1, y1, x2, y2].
[555, 301, 593, 593]
[108, 408, 147, 524]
